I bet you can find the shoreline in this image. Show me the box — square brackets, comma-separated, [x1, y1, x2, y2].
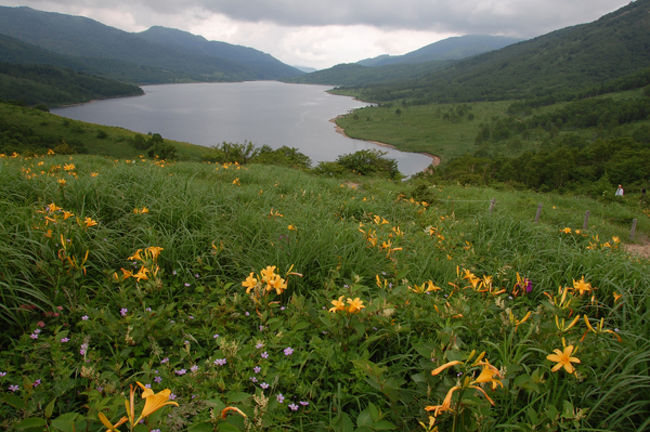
[330, 116, 441, 169]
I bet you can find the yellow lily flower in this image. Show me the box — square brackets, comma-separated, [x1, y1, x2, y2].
[471, 362, 503, 390]
[146, 246, 164, 261]
[133, 382, 179, 424]
[133, 267, 150, 282]
[347, 297, 365, 314]
[329, 296, 346, 313]
[221, 406, 247, 419]
[431, 360, 463, 376]
[546, 345, 581, 374]
[127, 249, 144, 262]
[572, 277, 592, 295]
[97, 412, 128, 432]
[242, 272, 258, 294]
[84, 217, 98, 228]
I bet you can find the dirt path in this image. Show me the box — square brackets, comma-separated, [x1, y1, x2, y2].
[330, 118, 441, 168]
[625, 242, 650, 259]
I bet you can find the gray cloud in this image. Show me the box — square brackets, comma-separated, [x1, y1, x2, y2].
[3, 0, 632, 37]
[0, 0, 633, 68]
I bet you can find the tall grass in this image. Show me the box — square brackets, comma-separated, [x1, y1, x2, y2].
[0, 153, 648, 431]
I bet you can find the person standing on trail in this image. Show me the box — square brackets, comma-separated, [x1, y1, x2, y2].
[615, 184, 624, 197]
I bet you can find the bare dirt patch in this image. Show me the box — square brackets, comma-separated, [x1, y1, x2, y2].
[624, 243, 650, 260]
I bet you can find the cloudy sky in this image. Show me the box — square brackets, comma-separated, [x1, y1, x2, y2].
[0, 0, 631, 69]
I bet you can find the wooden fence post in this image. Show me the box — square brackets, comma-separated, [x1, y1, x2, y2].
[534, 203, 543, 223]
[630, 218, 638, 240]
[583, 210, 590, 230]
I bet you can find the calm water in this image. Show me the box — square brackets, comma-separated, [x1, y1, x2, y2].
[52, 81, 432, 175]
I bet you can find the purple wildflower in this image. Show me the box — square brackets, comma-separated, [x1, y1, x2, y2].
[81, 315, 89, 321]
[175, 369, 187, 376]
[154, 376, 162, 383]
[184, 282, 191, 287]
[161, 357, 169, 364]
[190, 365, 199, 373]
[0, 372, 6, 377]
[32, 379, 41, 387]
[213, 334, 220, 339]
[299, 401, 309, 406]
[60, 337, 70, 343]
[515, 277, 533, 294]
[255, 342, 264, 349]
[283, 347, 294, 356]
[214, 358, 227, 366]
[288, 403, 299, 411]
[169, 393, 177, 400]
[260, 382, 269, 390]
[120, 308, 128, 317]
[261, 351, 269, 359]
[276, 393, 285, 403]
[253, 366, 261, 374]
[30, 333, 39, 339]
[8, 384, 19, 392]
[250, 376, 258, 383]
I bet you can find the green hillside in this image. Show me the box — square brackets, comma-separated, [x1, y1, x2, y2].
[289, 60, 452, 87]
[358, 35, 521, 66]
[0, 63, 143, 107]
[348, 0, 650, 103]
[0, 101, 210, 159]
[0, 6, 303, 84]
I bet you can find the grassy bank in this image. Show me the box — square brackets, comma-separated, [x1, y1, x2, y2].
[0, 102, 212, 160]
[334, 88, 649, 166]
[0, 152, 648, 431]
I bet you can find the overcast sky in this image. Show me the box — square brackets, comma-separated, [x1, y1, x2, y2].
[0, 0, 632, 69]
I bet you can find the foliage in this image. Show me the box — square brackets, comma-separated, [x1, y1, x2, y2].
[0, 62, 143, 107]
[314, 149, 400, 179]
[0, 153, 648, 431]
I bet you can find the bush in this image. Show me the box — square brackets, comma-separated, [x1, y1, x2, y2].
[335, 149, 400, 179]
[252, 145, 311, 169]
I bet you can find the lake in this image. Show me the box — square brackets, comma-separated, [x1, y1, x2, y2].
[52, 81, 432, 176]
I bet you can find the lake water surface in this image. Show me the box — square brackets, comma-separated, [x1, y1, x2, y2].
[52, 81, 432, 176]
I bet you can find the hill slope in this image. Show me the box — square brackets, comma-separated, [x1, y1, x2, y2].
[352, 0, 650, 103]
[0, 62, 143, 106]
[0, 6, 303, 83]
[357, 35, 521, 67]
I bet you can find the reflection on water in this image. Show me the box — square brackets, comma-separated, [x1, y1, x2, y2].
[52, 81, 432, 176]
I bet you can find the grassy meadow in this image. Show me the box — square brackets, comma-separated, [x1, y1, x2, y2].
[0, 151, 648, 431]
[334, 101, 510, 161]
[334, 88, 649, 165]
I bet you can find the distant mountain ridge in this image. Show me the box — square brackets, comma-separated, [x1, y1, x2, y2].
[0, 6, 304, 84]
[351, 0, 650, 102]
[357, 35, 521, 66]
[292, 35, 520, 86]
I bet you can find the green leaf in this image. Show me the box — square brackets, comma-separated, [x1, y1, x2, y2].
[15, 417, 47, 431]
[51, 412, 81, 432]
[373, 420, 398, 430]
[357, 409, 373, 427]
[45, 398, 56, 419]
[1, 393, 26, 409]
[217, 423, 243, 432]
[333, 412, 354, 432]
[226, 391, 250, 403]
[189, 421, 214, 432]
